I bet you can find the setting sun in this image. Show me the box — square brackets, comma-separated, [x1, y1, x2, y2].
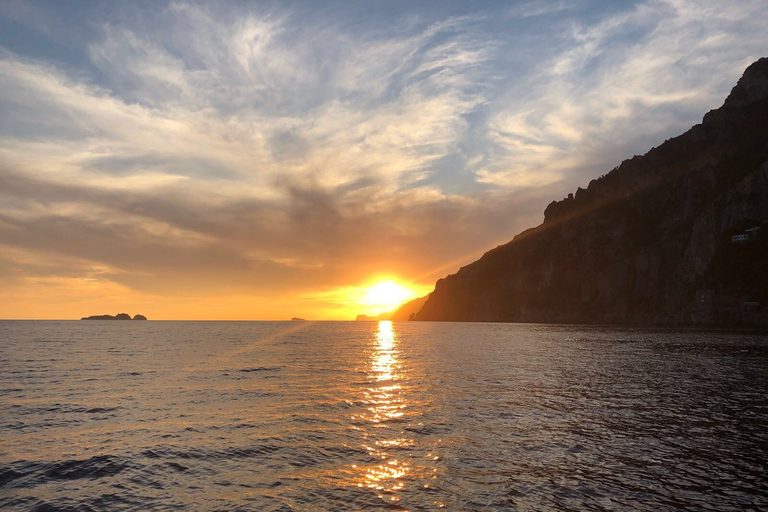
[296, 279, 432, 319]
[363, 281, 413, 311]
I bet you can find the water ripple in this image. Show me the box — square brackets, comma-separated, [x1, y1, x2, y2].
[0, 320, 766, 511]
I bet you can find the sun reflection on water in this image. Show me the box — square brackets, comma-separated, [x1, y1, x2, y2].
[352, 320, 413, 501]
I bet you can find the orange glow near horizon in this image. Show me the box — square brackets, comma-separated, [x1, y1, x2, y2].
[296, 277, 433, 320]
[0, 273, 434, 321]
[362, 281, 413, 312]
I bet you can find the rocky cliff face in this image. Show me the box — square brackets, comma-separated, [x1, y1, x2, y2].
[391, 295, 429, 321]
[415, 58, 768, 325]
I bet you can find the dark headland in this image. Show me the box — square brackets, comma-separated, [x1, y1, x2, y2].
[414, 58, 768, 326]
[81, 313, 148, 320]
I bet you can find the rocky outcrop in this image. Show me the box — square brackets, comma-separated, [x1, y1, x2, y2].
[415, 58, 768, 326]
[81, 313, 148, 320]
[356, 312, 391, 322]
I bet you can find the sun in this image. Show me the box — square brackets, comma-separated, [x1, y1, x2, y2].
[363, 281, 414, 311]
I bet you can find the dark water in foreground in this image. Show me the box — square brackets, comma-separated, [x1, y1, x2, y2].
[1, 321, 767, 511]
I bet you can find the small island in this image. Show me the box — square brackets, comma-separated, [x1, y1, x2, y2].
[290, 317, 306, 321]
[81, 313, 148, 320]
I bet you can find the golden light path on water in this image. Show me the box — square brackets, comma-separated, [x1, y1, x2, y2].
[351, 320, 412, 503]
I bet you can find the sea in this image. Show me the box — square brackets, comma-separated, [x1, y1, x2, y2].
[1, 320, 767, 511]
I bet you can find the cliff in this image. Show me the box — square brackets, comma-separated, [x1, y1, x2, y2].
[415, 58, 768, 326]
[391, 295, 429, 321]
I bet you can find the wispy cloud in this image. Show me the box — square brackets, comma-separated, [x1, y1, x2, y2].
[482, 0, 768, 190]
[506, 0, 576, 19]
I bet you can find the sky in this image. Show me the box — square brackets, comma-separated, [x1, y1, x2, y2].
[0, 0, 766, 320]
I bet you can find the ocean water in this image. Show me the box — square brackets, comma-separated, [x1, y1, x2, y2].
[1, 320, 767, 511]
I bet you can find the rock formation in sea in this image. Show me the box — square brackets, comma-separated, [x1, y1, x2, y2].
[414, 58, 768, 326]
[355, 313, 390, 322]
[81, 313, 148, 320]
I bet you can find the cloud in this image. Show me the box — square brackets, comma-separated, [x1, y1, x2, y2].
[483, 0, 768, 190]
[506, 1, 576, 19]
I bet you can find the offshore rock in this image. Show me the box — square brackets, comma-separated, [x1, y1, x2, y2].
[355, 313, 390, 322]
[81, 313, 148, 320]
[415, 58, 768, 326]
